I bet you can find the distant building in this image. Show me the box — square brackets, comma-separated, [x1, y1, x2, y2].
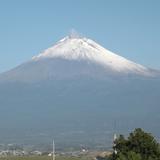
[31, 151, 42, 156]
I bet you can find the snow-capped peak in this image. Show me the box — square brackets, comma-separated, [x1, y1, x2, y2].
[32, 35, 152, 76]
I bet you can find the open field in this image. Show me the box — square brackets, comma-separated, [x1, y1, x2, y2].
[0, 155, 92, 160]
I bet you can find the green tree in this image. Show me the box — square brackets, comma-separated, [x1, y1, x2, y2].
[128, 128, 160, 159]
[127, 151, 142, 160]
[116, 151, 141, 160]
[111, 128, 160, 160]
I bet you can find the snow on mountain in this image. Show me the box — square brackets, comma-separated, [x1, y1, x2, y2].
[0, 34, 157, 84]
[32, 35, 152, 76]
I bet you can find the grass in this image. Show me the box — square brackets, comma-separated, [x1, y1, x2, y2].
[0, 155, 91, 160]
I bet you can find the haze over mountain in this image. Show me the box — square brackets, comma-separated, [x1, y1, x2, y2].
[0, 35, 160, 150]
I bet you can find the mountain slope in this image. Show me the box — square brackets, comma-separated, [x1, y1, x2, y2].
[0, 36, 157, 83]
[0, 35, 159, 150]
[32, 36, 150, 74]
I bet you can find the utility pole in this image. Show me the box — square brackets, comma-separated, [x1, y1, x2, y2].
[53, 139, 55, 160]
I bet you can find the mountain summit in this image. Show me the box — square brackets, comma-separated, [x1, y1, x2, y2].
[32, 35, 152, 76]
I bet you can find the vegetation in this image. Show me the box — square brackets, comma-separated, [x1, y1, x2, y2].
[0, 155, 90, 160]
[1, 128, 160, 160]
[110, 128, 160, 160]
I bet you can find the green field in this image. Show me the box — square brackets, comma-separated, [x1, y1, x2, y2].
[0, 155, 91, 160]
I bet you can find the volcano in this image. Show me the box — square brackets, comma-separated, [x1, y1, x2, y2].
[0, 35, 159, 150]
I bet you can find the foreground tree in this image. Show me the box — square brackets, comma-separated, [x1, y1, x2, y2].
[116, 151, 141, 160]
[111, 128, 160, 160]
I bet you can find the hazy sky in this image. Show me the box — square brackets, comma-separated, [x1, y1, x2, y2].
[0, 0, 160, 73]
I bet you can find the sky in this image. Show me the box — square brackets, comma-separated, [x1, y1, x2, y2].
[0, 0, 160, 73]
